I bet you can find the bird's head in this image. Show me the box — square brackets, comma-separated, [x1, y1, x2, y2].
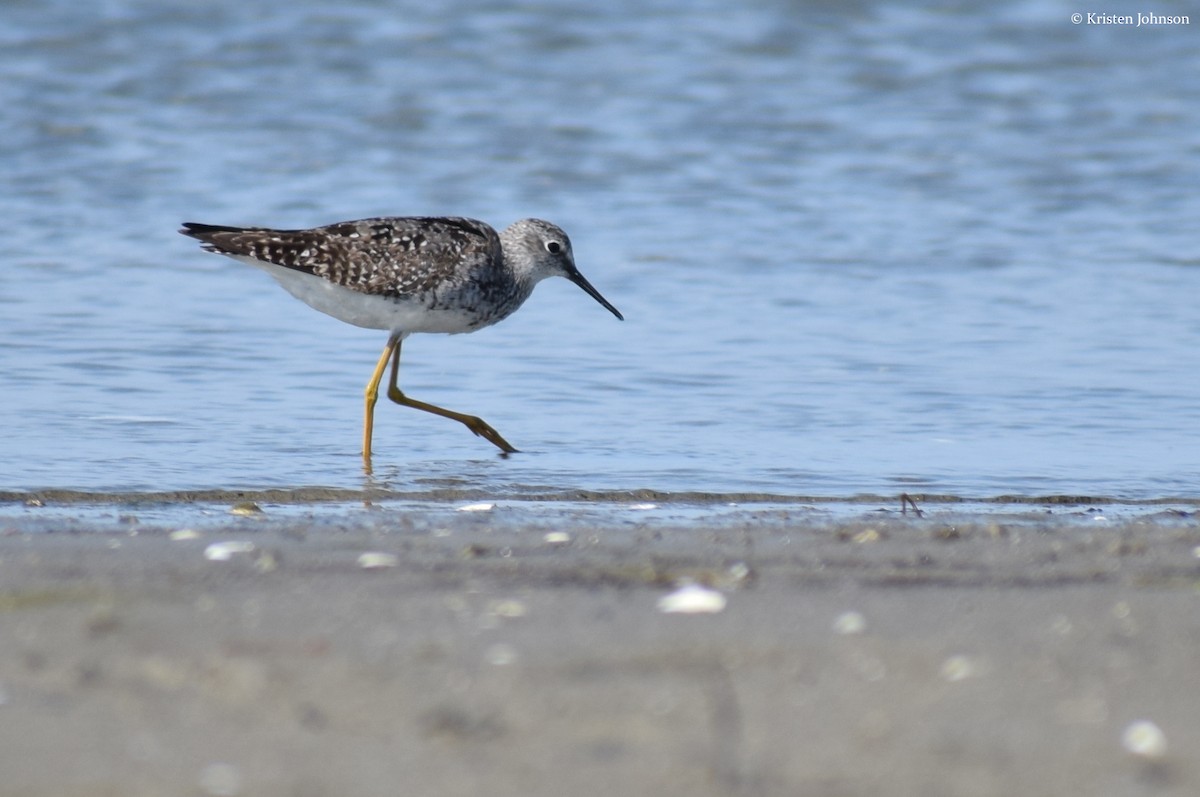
[503, 219, 623, 321]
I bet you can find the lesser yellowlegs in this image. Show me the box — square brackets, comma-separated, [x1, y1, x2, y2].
[180, 216, 622, 461]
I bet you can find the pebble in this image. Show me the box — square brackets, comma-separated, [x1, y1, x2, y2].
[657, 583, 727, 614]
[1122, 720, 1167, 759]
[832, 611, 866, 635]
[725, 561, 752, 586]
[457, 502, 495, 512]
[484, 643, 518, 666]
[939, 655, 975, 682]
[357, 552, 399, 570]
[852, 528, 882, 544]
[488, 599, 527, 618]
[204, 541, 256, 561]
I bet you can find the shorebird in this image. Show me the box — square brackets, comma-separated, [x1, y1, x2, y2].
[180, 216, 622, 462]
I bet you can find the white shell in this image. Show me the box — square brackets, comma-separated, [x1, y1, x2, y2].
[357, 552, 399, 570]
[204, 541, 256, 561]
[1122, 720, 1167, 759]
[657, 584, 727, 614]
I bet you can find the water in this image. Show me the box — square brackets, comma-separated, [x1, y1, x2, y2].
[3, 0, 1199, 499]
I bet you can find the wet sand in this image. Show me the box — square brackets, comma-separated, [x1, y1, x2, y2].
[2, 498, 1199, 796]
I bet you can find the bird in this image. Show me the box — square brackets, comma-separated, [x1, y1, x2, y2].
[180, 216, 622, 463]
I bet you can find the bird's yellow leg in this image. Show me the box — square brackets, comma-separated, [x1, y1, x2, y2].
[363, 333, 401, 462]
[386, 338, 518, 454]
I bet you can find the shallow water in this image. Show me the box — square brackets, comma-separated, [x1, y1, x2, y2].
[5, 486, 1197, 536]
[3, 0, 1199, 499]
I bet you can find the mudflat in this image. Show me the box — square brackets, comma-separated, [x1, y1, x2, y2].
[1, 503, 1198, 796]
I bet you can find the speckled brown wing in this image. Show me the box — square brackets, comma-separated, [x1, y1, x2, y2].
[179, 217, 503, 299]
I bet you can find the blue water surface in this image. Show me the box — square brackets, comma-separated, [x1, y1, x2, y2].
[2, 0, 1198, 498]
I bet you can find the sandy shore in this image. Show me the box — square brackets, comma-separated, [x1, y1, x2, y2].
[2, 503, 1199, 796]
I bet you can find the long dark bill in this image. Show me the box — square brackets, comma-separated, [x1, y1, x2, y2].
[568, 269, 624, 320]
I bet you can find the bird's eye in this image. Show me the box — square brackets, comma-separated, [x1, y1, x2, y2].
[545, 240, 562, 254]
